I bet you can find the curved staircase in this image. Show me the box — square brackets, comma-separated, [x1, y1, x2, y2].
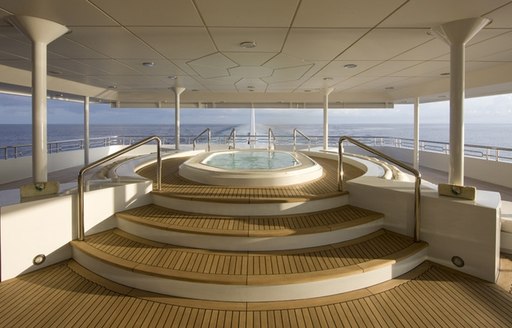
[71, 155, 428, 302]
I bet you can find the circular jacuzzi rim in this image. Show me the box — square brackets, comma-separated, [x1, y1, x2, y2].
[179, 150, 324, 187]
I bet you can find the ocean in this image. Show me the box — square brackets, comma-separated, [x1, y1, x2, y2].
[1, 123, 512, 149]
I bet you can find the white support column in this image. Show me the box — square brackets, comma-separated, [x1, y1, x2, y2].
[431, 17, 490, 186]
[413, 97, 420, 170]
[84, 96, 90, 165]
[7, 15, 69, 193]
[172, 87, 186, 150]
[323, 88, 334, 150]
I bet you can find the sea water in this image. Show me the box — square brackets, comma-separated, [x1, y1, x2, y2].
[1, 123, 512, 149]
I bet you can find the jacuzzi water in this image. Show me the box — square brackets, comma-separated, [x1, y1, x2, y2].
[179, 150, 324, 187]
[202, 151, 299, 170]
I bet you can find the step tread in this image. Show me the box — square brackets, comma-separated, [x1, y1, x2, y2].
[116, 204, 383, 237]
[71, 229, 427, 285]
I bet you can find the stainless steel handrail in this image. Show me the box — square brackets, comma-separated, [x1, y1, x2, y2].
[338, 136, 422, 242]
[292, 128, 311, 152]
[227, 128, 236, 149]
[268, 128, 276, 150]
[77, 136, 162, 241]
[192, 128, 211, 151]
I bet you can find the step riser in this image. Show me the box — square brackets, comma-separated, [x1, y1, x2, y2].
[152, 194, 350, 216]
[73, 247, 428, 302]
[117, 217, 384, 251]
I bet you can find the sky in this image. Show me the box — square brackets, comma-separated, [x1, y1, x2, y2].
[1, 92, 512, 125]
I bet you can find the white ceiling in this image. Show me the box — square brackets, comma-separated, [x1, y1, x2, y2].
[0, 0, 511, 107]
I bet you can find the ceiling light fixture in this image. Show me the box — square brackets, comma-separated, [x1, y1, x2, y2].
[49, 70, 62, 75]
[440, 72, 450, 76]
[385, 86, 395, 90]
[142, 61, 155, 67]
[240, 41, 257, 49]
[168, 75, 177, 79]
[323, 77, 333, 81]
[344, 64, 357, 69]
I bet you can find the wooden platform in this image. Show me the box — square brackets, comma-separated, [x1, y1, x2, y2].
[137, 156, 361, 202]
[1, 260, 511, 327]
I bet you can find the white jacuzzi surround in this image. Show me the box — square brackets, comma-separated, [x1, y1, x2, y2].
[178, 150, 324, 187]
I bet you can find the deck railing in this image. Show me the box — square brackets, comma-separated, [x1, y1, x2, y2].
[338, 136, 422, 242]
[227, 128, 236, 149]
[292, 129, 311, 152]
[3, 134, 512, 163]
[77, 136, 162, 241]
[192, 128, 211, 151]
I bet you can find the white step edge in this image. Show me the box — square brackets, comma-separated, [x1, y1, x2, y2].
[152, 193, 349, 216]
[72, 246, 427, 302]
[117, 216, 384, 251]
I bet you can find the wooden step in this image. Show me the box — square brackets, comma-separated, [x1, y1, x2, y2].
[71, 229, 428, 301]
[116, 204, 384, 250]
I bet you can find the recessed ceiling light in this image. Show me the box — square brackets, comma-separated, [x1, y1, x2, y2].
[108, 85, 117, 89]
[440, 72, 450, 76]
[168, 75, 177, 79]
[323, 77, 333, 81]
[247, 86, 254, 89]
[191, 89, 199, 92]
[304, 89, 311, 92]
[49, 70, 62, 75]
[344, 64, 357, 69]
[142, 61, 155, 67]
[385, 86, 395, 90]
[240, 41, 257, 49]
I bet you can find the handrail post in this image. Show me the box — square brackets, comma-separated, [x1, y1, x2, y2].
[207, 129, 211, 152]
[293, 128, 297, 152]
[77, 136, 162, 241]
[338, 136, 421, 242]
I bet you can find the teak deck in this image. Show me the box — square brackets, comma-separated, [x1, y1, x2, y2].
[0, 260, 511, 327]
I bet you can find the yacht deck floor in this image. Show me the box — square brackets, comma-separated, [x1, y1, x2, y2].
[0, 259, 511, 327]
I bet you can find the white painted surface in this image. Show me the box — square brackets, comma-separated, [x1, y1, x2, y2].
[117, 216, 383, 251]
[0, 180, 152, 281]
[347, 173, 501, 282]
[152, 193, 349, 216]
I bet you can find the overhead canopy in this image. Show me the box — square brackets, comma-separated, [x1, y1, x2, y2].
[0, 0, 511, 108]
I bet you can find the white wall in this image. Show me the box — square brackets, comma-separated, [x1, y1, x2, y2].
[0, 180, 152, 281]
[346, 175, 500, 282]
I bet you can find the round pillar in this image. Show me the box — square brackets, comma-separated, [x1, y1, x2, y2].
[431, 17, 490, 186]
[172, 87, 186, 150]
[7, 16, 69, 187]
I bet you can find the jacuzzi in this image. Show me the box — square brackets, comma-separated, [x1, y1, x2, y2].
[179, 150, 324, 187]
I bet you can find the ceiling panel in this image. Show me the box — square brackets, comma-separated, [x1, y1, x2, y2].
[0, 0, 116, 26]
[195, 0, 299, 27]
[266, 80, 303, 92]
[188, 53, 238, 78]
[209, 28, 288, 53]
[476, 49, 512, 62]
[224, 52, 276, 66]
[485, 2, 512, 28]
[294, 0, 406, 28]
[263, 65, 313, 84]
[0, 32, 30, 59]
[0, 50, 25, 60]
[346, 77, 410, 92]
[380, 0, 510, 28]
[392, 39, 448, 61]
[47, 59, 114, 76]
[66, 27, 162, 59]
[391, 61, 449, 77]
[67, 59, 139, 75]
[49, 38, 108, 60]
[229, 66, 273, 78]
[119, 59, 185, 76]
[90, 0, 202, 26]
[284, 29, 368, 61]
[263, 54, 314, 69]
[331, 76, 378, 91]
[235, 78, 267, 92]
[357, 61, 423, 77]
[130, 27, 216, 60]
[338, 29, 433, 61]
[316, 61, 382, 78]
[0, 7, 10, 26]
[299, 77, 348, 91]
[465, 31, 512, 61]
